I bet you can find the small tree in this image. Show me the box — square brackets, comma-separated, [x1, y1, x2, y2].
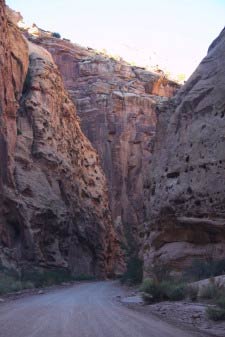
[121, 256, 143, 285]
[52, 32, 61, 39]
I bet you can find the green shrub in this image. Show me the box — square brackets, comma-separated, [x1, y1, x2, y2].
[73, 274, 95, 281]
[21, 268, 75, 288]
[140, 278, 186, 303]
[21, 269, 45, 288]
[140, 278, 155, 293]
[0, 265, 96, 295]
[0, 266, 22, 294]
[186, 285, 199, 301]
[183, 258, 225, 282]
[0, 275, 22, 295]
[199, 284, 220, 300]
[216, 293, 225, 309]
[211, 259, 225, 276]
[0, 265, 19, 278]
[21, 281, 35, 289]
[206, 306, 225, 321]
[52, 32, 61, 38]
[161, 281, 186, 301]
[169, 284, 186, 301]
[121, 256, 143, 285]
[150, 264, 171, 283]
[140, 279, 163, 303]
[205, 286, 225, 321]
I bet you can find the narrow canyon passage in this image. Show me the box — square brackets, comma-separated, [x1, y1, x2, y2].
[0, 281, 206, 337]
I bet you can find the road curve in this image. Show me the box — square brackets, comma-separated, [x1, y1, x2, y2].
[0, 281, 206, 337]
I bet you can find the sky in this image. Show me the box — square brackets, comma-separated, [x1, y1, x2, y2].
[6, 0, 225, 79]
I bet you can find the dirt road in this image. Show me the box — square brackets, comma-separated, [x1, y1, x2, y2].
[0, 281, 208, 337]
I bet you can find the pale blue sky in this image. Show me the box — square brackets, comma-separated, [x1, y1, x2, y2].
[6, 0, 225, 78]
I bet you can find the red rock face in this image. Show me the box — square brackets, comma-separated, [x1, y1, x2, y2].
[7, 7, 225, 276]
[0, 0, 29, 266]
[0, 0, 28, 189]
[0, 1, 121, 277]
[143, 27, 225, 272]
[6, 2, 223, 277]
[33, 37, 179, 253]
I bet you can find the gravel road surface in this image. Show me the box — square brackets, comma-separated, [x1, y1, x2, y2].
[0, 281, 208, 337]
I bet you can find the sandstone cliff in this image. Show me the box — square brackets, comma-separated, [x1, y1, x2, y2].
[143, 27, 225, 272]
[7, 2, 224, 277]
[31, 36, 179, 255]
[0, 1, 120, 277]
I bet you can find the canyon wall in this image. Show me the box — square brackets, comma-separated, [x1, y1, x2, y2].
[5, 3, 225, 276]
[143, 27, 225, 271]
[32, 37, 179, 254]
[0, 0, 28, 190]
[0, 1, 121, 277]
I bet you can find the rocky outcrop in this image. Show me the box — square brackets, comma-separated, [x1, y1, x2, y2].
[0, 1, 121, 277]
[31, 37, 179, 253]
[6, 5, 53, 38]
[143, 27, 225, 271]
[5, 4, 22, 26]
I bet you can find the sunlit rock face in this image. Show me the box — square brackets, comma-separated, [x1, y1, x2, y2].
[143, 27, 225, 272]
[0, 1, 29, 189]
[0, 1, 121, 277]
[32, 37, 179, 253]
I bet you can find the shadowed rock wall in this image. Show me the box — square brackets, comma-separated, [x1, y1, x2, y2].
[143, 27, 225, 271]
